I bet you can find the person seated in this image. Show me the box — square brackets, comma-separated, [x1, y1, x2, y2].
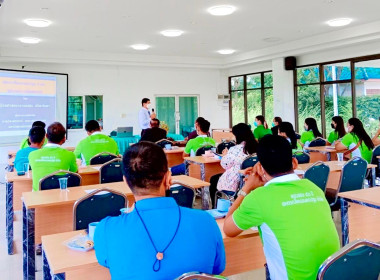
[278, 122, 300, 150]
[271, 116, 282, 136]
[372, 118, 380, 146]
[327, 116, 346, 145]
[74, 120, 119, 165]
[335, 118, 374, 163]
[186, 117, 208, 141]
[29, 122, 78, 191]
[19, 121, 48, 149]
[299, 117, 323, 148]
[140, 118, 167, 143]
[253, 115, 272, 141]
[14, 126, 46, 172]
[223, 135, 339, 280]
[94, 142, 225, 280]
[209, 123, 257, 207]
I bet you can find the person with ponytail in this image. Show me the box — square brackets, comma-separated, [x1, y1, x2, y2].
[327, 116, 346, 145]
[253, 115, 272, 141]
[299, 117, 323, 147]
[335, 118, 374, 163]
[278, 122, 299, 150]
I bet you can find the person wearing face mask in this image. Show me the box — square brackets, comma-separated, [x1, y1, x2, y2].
[327, 116, 346, 146]
[271, 116, 282, 136]
[335, 118, 374, 163]
[278, 122, 299, 150]
[253, 115, 272, 141]
[299, 117, 323, 148]
[139, 98, 157, 136]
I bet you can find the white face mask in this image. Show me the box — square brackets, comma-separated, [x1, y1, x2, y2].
[146, 103, 151, 109]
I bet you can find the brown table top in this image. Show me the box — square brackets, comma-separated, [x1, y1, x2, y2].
[338, 187, 380, 207]
[184, 156, 221, 164]
[305, 146, 337, 153]
[171, 175, 210, 188]
[164, 147, 185, 154]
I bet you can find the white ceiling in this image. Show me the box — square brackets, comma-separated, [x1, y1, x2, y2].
[1, 0, 380, 67]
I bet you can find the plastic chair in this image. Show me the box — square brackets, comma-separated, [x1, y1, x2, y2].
[216, 141, 236, 154]
[241, 154, 259, 170]
[166, 184, 195, 208]
[73, 188, 127, 230]
[304, 161, 330, 193]
[110, 130, 117, 137]
[176, 272, 228, 280]
[309, 137, 326, 147]
[99, 158, 123, 184]
[293, 151, 310, 164]
[317, 239, 380, 280]
[370, 145, 380, 178]
[155, 139, 174, 148]
[89, 152, 118, 165]
[39, 170, 82, 191]
[195, 145, 214, 156]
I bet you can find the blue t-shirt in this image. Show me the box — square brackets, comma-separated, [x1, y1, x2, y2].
[14, 147, 38, 172]
[94, 197, 225, 280]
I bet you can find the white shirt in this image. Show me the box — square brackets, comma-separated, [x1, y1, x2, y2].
[44, 143, 61, 148]
[138, 107, 151, 129]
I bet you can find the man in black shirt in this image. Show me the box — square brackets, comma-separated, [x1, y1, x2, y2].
[140, 118, 167, 143]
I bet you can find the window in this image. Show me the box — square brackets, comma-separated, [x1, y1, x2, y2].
[85, 96, 103, 128]
[67, 96, 83, 129]
[229, 71, 273, 127]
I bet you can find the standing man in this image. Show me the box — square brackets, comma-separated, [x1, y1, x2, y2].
[139, 98, 156, 136]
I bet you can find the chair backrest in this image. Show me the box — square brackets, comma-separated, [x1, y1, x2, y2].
[371, 145, 380, 176]
[216, 141, 236, 154]
[99, 158, 123, 184]
[240, 155, 258, 170]
[39, 170, 82, 191]
[317, 239, 380, 280]
[89, 152, 118, 165]
[176, 272, 228, 280]
[166, 185, 195, 208]
[304, 161, 330, 192]
[293, 151, 310, 164]
[195, 145, 213, 156]
[73, 188, 127, 230]
[155, 139, 174, 148]
[338, 156, 368, 193]
[295, 133, 301, 140]
[309, 137, 326, 147]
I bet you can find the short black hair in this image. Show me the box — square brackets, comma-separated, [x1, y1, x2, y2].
[142, 98, 150, 105]
[198, 118, 210, 133]
[195, 117, 205, 124]
[32, 121, 46, 129]
[85, 120, 101, 132]
[29, 126, 45, 144]
[47, 122, 66, 144]
[122, 141, 168, 194]
[150, 118, 160, 127]
[257, 135, 293, 176]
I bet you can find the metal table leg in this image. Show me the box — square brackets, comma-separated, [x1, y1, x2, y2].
[370, 167, 376, 187]
[23, 202, 35, 280]
[340, 198, 349, 246]
[6, 182, 13, 255]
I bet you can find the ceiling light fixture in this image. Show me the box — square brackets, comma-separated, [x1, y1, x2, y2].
[130, 44, 150, 50]
[160, 29, 184, 37]
[19, 37, 41, 44]
[207, 5, 236, 16]
[327, 18, 352, 27]
[24, 18, 52, 28]
[217, 49, 235, 55]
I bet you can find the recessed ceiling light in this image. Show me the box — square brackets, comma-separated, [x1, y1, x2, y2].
[130, 44, 150, 50]
[327, 18, 352, 27]
[24, 18, 52, 28]
[160, 30, 184, 37]
[208, 5, 236, 16]
[19, 37, 41, 44]
[217, 49, 235, 55]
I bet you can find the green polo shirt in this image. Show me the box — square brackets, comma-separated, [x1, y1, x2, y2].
[29, 145, 78, 191]
[74, 133, 119, 165]
[341, 133, 373, 163]
[253, 125, 272, 141]
[327, 131, 339, 144]
[20, 137, 48, 149]
[233, 176, 339, 280]
[184, 136, 215, 155]
[300, 131, 315, 144]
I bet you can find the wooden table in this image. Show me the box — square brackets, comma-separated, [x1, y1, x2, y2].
[305, 146, 337, 161]
[164, 147, 185, 167]
[41, 219, 264, 280]
[22, 182, 134, 280]
[338, 188, 380, 246]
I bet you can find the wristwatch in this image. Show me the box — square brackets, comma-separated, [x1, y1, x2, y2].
[237, 190, 247, 197]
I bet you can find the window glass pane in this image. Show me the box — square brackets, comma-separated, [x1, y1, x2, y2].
[297, 66, 320, 85]
[179, 96, 198, 136]
[247, 89, 262, 125]
[231, 91, 245, 126]
[323, 62, 351, 82]
[264, 72, 273, 88]
[324, 83, 352, 137]
[85, 96, 103, 127]
[68, 96, 83, 129]
[231, 76, 244, 91]
[265, 89, 274, 124]
[156, 97, 176, 133]
[246, 74, 261, 89]
[297, 85, 321, 132]
[355, 59, 380, 136]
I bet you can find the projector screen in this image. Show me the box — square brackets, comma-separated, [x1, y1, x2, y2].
[0, 69, 68, 145]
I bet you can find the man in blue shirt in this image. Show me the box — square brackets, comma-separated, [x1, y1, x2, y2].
[14, 126, 46, 172]
[94, 142, 225, 280]
[138, 98, 156, 136]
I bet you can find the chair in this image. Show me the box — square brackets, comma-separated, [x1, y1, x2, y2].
[89, 152, 118, 165]
[370, 145, 380, 178]
[155, 139, 174, 148]
[241, 154, 259, 170]
[110, 130, 117, 137]
[309, 137, 326, 147]
[166, 184, 195, 208]
[329, 157, 368, 210]
[176, 272, 228, 280]
[293, 151, 310, 164]
[295, 133, 301, 140]
[39, 170, 82, 191]
[73, 188, 127, 230]
[216, 141, 236, 154]
[317, 239, 380, 280]
[304, 161, 330, 193]
[195, 145, 214, 156]
[99, 158, 123, 184]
